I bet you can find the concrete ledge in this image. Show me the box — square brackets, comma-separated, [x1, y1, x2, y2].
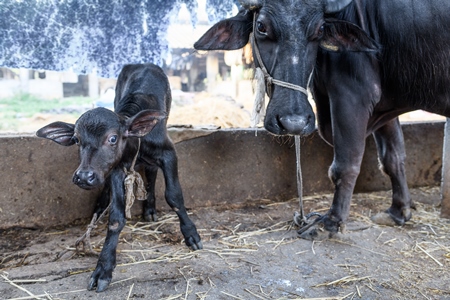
[0, 121, 444, 229]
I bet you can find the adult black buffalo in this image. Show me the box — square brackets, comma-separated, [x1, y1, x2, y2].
[194, 0, 450, 237]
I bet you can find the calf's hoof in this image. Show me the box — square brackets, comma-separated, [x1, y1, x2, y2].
[87, 265, 113, 292]
[186, 235, 203, 250]
[88, 277, 111, 293]
[181, 224, 203, 250]
[143, 206, 158, 222]
[144, 212, 158, 222]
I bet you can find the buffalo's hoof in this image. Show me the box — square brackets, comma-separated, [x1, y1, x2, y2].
[372, 207, 412, 226]
[299, 224, 335, 240]
[293, 211, 322, 227]
[296, 214, 342, 241]
[371, 212, 397, 226]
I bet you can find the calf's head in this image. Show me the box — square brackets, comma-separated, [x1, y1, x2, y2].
[37, 107, 165, 189]
[194, 0, 378, 135]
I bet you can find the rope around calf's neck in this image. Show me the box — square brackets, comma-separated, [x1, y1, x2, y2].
[124, 138, 147, 219]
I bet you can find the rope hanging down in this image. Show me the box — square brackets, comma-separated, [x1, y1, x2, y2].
[249, 12, 310, 227]
[124, 138, 147, 219]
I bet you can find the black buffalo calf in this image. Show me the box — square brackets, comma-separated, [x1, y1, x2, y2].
[37, 63, 202, 292]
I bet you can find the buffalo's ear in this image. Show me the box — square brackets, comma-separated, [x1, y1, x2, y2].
[125, 110, 166, 137]
[194, 9, 253, 50]
[36, 121, 76, 146]
[320, 20, 379, 52]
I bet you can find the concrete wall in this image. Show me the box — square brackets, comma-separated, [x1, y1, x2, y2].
[0, 122, 444, 229]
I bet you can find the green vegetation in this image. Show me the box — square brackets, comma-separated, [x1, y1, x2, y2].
[0, 93, 94, 131]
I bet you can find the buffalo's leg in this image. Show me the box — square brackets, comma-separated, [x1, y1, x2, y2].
[88, 171, 126, 292]
[160, 145, 202, 250]
[323, 114, 368, 234]
[301, 75, 373, 238]
[143, 165, 158, 222]
[373, 118, 413, 225]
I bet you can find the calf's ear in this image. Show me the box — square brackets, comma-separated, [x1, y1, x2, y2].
[36, 122, 76, 146]
[126, 110, 166, 137]
[194, 9, 253, 51]
[320, 20, 379, 52]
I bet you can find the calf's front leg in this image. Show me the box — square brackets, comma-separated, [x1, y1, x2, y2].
[88, 171, 126, 292]
[93, 180, 111, 217]
[160, 147, 202, 250]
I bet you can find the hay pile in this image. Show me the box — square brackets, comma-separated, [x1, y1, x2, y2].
[168, 92, 253, 129]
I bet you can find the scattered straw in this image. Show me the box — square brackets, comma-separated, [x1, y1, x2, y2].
[383, 238, 397, 245]
[244, 288, 268, 300]
[158, 294, 182, 300]
[313, 275, 372, 288]
[356, 285, 362, 297]
[222, 221, 291, 244]
[7, 279, 47, 283]
[288, 293, 354, 300]
[331, 239, 388, 257]
[126, 283, 135, 300]
[1, 274, 39, 299]
[6, 289, 87, 300]
[415, 243, 443, 266]
[220, 291, 245, 300]
[110, 276, 136, 286]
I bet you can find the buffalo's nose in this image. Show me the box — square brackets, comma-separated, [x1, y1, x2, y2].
[73, 170, 96, 186]
[278, 114, 314, 135]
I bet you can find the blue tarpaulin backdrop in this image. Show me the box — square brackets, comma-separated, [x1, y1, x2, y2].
[0, 0, 239, 78]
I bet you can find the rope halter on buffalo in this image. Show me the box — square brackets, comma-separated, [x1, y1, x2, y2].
[249, 12, 319, 232]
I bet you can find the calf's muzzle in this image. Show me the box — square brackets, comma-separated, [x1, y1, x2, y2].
[73, 170, 98, 189]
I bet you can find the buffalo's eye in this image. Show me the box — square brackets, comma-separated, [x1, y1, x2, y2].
[317, 24, 325, 39]
[256, 21, 267, 34]
[72, 136, 79, 145]
[108, 135, 118, 145]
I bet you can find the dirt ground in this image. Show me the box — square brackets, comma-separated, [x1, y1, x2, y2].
[1, 186, 450, 300]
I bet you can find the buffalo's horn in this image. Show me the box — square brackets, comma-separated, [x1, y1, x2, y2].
[325, 0, 353, 13]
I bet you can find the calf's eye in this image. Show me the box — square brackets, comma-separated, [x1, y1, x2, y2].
[108, 135, 118, 145]
[72, 136, 79, 145]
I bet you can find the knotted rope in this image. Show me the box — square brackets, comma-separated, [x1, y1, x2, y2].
[124, 138, 147, 219]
